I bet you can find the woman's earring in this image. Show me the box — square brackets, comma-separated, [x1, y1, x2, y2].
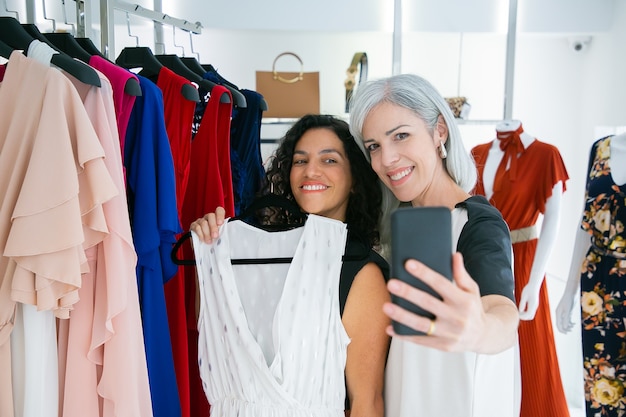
[438, 141, 448, 159]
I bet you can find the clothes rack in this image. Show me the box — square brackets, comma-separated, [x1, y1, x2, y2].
[100, 0, 202, 60]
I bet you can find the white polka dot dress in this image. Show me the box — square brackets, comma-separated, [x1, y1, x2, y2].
[191, 214, 349, 417]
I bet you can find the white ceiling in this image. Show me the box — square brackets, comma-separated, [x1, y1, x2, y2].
[164, 0, 616, 34]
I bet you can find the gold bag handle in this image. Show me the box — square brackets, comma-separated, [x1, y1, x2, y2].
[272, 52, 304, 84]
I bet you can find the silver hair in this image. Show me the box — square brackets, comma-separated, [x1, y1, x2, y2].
[348, 73, 477, 258]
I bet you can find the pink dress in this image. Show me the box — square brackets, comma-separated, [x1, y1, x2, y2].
[56, 69, 153, 417]
[0, 51, 111, 417]
[88, 55, 139, 156]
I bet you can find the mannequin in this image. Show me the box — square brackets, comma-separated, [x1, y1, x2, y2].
[556, 133, 626, 417]
[472, 119, 571, 417]
[482, 120, 563, 320]
[557, 133, 626, 330]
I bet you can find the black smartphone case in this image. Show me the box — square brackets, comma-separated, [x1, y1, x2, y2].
[390, 206, 453, 335]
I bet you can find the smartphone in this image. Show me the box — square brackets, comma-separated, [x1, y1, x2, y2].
[390, 206, 453, 335]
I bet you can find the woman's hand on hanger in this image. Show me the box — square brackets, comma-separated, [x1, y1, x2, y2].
[190, 206, 226, 243]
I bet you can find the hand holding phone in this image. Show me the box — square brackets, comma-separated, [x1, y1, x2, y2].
[390, 206, 453, 335]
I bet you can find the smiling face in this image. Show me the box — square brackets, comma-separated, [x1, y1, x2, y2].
[361, 102, 450, 206]
[289, 127, 353, 221]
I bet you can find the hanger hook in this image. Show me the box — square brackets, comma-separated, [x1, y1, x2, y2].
[188, 31, 200, 61]
[172, 24, 185, 56]
[3, 0, 19, 20]
[125, 12, 140, 46]
[42, 0, 57, 32]
[60, 0, 76, 36]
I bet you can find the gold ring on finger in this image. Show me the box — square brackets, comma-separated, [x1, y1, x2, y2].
[426, 319, 436, 336]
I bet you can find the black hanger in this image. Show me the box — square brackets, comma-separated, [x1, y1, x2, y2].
[75, 37, 106, 58]
[156, 54, 204, 83]
[180, 56, 208, 76]
[171, 230, 296, 266]
[0, 17, 101, 87]
[170, 194, 367, 266]
[42, 32, 91, 63]
[232, 193, 306, 225]
[182, 59, 248, 109]
[21, 23, 56, 47]
[171, 194, 305, 266]
[157, 55, 247, 108]
[46, 33, 141, 97]
[19, 22, 101, 87]
[116, 46, 199, 102]
[201, 63, 265, 110]
[155, 54, 231, 104]
[0, 17, 34, 50]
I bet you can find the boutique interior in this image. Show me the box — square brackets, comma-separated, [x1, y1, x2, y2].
[1, 0, 625, 416]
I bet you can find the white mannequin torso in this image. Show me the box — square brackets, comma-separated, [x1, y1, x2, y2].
[610, 133, 626, 185]
[481, 120, 564, 320]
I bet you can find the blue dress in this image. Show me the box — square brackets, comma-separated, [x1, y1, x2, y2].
[124, 75, 182, 417]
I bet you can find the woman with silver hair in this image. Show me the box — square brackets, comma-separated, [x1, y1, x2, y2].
[349, 73, 520, 417]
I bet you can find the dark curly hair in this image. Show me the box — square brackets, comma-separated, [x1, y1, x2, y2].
[259, 114, 382, 248]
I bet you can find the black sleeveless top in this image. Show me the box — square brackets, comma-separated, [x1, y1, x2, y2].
[339, 234, 389, 410]
[339, 235, 390, 316]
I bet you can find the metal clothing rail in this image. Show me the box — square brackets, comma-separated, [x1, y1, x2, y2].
[100, 0, 202, 59]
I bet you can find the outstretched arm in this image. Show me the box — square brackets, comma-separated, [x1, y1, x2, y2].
[518, 181, 563, 320]
[383, 254, 519, 355]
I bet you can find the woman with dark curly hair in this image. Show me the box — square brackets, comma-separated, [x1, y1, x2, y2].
[191, 114, 390, 417]
[259, 114, 383, 249]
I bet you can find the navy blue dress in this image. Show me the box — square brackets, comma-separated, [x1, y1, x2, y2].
[577, 136, 626, 417]
[203, 68, 266, 215]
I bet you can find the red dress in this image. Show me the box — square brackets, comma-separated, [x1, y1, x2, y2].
[472, 139, 570, 417]
[182, 85, 234, 417]
[156, 66, 198, 417]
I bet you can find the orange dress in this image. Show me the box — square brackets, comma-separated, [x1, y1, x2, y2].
[472, 139, 570, 417]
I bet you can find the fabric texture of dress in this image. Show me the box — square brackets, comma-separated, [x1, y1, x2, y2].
[180, 84, 233, 417]
[0, 51, 114, 417]
[472, 138, 570, 417]
[191, 214, 349, 417]
[577, 136, 626, 416]
[88, 55, 138, 153]
[339, 234, 389, 316]
[228, 89, 266, 216]
[157, 65, 198, 417]
[57, 68, 153, 417]
[125, 75, 182, 417]
[385, 196, 518, 417]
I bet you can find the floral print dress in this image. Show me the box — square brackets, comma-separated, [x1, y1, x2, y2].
[579, 136, 626, 416]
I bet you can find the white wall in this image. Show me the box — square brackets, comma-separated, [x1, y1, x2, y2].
[117, 1, 625, 412]
[6, 0, 626, 413]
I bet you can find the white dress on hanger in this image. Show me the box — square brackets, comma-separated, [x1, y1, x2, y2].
[192, 214, 349, 417]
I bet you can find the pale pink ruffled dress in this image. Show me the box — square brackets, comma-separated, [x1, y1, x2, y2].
[57, 67, 153, 417]
[0, 50, 111, 417]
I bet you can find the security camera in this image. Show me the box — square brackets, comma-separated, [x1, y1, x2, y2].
[568, 36, 592, 52]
